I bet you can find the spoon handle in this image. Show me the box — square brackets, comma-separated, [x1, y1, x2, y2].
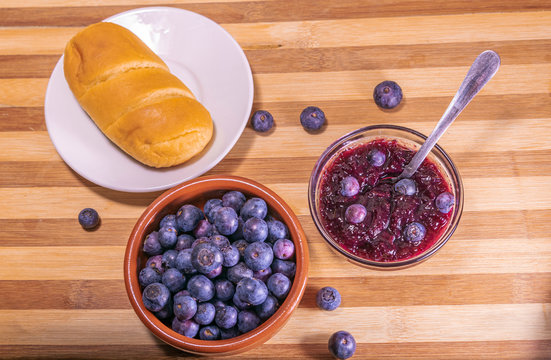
[398, 50, 501, 180]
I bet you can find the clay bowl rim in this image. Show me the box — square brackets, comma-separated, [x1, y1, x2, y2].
[124, 175, 309, 355]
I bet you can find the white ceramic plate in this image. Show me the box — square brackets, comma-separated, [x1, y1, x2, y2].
[44, 7, 253, 192]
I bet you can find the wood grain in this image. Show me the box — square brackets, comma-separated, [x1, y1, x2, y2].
[1, 1, 550, 359]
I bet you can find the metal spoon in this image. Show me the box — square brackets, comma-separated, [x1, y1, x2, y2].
[396, 50, 501, 181]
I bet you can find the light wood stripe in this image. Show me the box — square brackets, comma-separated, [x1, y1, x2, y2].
[0, 0, 270, 8]
[1, 12, 551, 55]
[0, 304, 548, 345]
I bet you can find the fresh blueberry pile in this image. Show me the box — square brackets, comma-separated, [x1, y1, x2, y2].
[139, 191, 297, 341]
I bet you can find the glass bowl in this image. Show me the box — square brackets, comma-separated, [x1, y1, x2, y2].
[308, 124, 463, 270]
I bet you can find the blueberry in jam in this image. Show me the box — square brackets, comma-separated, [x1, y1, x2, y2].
[340, 176, 360, 197]
[318, 138, 453, 262]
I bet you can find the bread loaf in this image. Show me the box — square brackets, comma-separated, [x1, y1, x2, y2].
[63, 22, 213, 168]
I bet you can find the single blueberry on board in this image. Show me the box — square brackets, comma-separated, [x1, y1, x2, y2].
[251, 110, 274, 132]
[316, 286, 341, 311]
[300, 106, 326, 131]
[78, 208, 100, 230]
[328, 331, 356, 360]
[373, 80, 403, 109]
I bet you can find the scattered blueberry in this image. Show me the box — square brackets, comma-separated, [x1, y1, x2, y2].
[345, 204, 367, 224]
[173, 295, 197, 320]
[193, 219, 214, 238]
[328, 331, 356, 359]
[175, 234, 194, 251]
[142, 283, 170, 312]
[373, 80, 403, 109]
[204, 199, 223, 223]
[139, 267, 161, 287]
[187, 275, 215, 302]
[435, 192, 455, 214]
[199, 325, 220, 340]
[266, 219, 289, 244]
[251, 110, 274, 132]
[394, 178, 416, 196]
[215, 279, 235, 302]
[340, 176, 360, 197]
[237, 310, 261, 333]
[236, 277, 268, 306]
[404, 222, 426, 243]
[145, 255, 164, 274]
[271, 259, 296, 279]
[191, 242, 223, 275]
[316, 286, 341, 311]
[367, 148, 386, 167]
[253, 267, 272, 283]
[240, 198, 268, 221]
[300, 106, 326, 131]
[222, 191, 247, 212]
[160, 214, 177, 228]
[176, 204, 204, 233]
[172, 318, 199, 338]
[267, 273, 291, 300]
[143, 231, 163, 256]
[244, 241, 274, 271]
[162, 268, 186, 293]
[255, 295, 278, 320]
[161, 249, 179, 269]
[194, 302, 216, 325]
[78, 208, 100, 230]
[221, 245, 240, 268]
[215, 305, 238, 329]
[272, 239, 295, 260]
[213, 207, 239, 236]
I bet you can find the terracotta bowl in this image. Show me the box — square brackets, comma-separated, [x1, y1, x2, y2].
[124, 175, 309, 355]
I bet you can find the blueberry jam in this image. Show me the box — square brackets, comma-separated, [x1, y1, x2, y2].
[319, 138, 453, 262]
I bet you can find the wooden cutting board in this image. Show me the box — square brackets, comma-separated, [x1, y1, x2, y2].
[1, 1, 550, 359]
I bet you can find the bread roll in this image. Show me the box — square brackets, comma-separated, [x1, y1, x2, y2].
[63, 22, 213, 168]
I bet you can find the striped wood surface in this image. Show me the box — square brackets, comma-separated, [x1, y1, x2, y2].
[1, 0, 551, 359]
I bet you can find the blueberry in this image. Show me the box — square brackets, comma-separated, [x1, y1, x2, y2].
[316, 286, 341, 311]
[237, 310, 261, 334]
[435, 191, 455, 214]
[162, 268, 186, 293]
[240, 198, 268, 221]
[232, 292, 252, 310]
[204, 198, 223, 223]
[266, 219, 289, 244]
[232, 239, 249, 258]
[209, 234, 231, 251]
[213, 207, 239, 236]
[328, 331, 356, 359]
[345, 204, 367, 224]
[211, 299, 226, 311]
[160, 250, 178, 270]
[215, 279, 235, 302]
[227, 262, 254, 284]
[174, 289, 191, 300]
[228, 217, 245, 241]
[139, 267, 161, 287]
[255, 295, 278, 320]
[215, 305, 238, 329]
[394, 178, 416, 196]
[244, 241, 274, 271]
[367, 148, 386, 167]
[271, 259, 296, 279]
[143, 231, 163, 256]
[175, 234, 194, 251]
[300, 106, 326, 131]
[199, 325, 220, 340]
[192, 237, 211, 249]
[207, 265, 223, 279]
[173, 294, 197, 320]
[154, 298, 173, 320]
[176, 204, 204, 233]
[78, 208, 100, 230]
[253, 267, 272, 283]
[243, 217, 269, 243]
[142, 282, 170, 312]
[158, 225, 178, 248]
[221, 245, 240, 268]
[187, 275, 215, 302]
[272, 239, 295, 260]
[194, 302, 216, 325]
[404, 222, 426, 243]
[251, 110, 274, 132]
[193, 219, 214, 238]
[160, 214, 177, 228]
[373, 80, 403, 109]
[236, 277, 268, 306]
[191, 242, 223, 275]
[222, 191, 247, 212]
[340, 176, 360, 197]
[145, 255, 164, 274]
[172, 318, 199, 338]
[175, 249, 197, 275]
[267, 273, 291, 300]
[220, 326, 240, 340]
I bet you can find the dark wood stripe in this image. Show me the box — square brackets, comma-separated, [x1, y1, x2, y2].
[1, 0, 550, 26]
[0, 107, 45, 131]
[2, 40, 551, 79]
[1, 272, 548, 310]
[0, 341, 549, 359]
